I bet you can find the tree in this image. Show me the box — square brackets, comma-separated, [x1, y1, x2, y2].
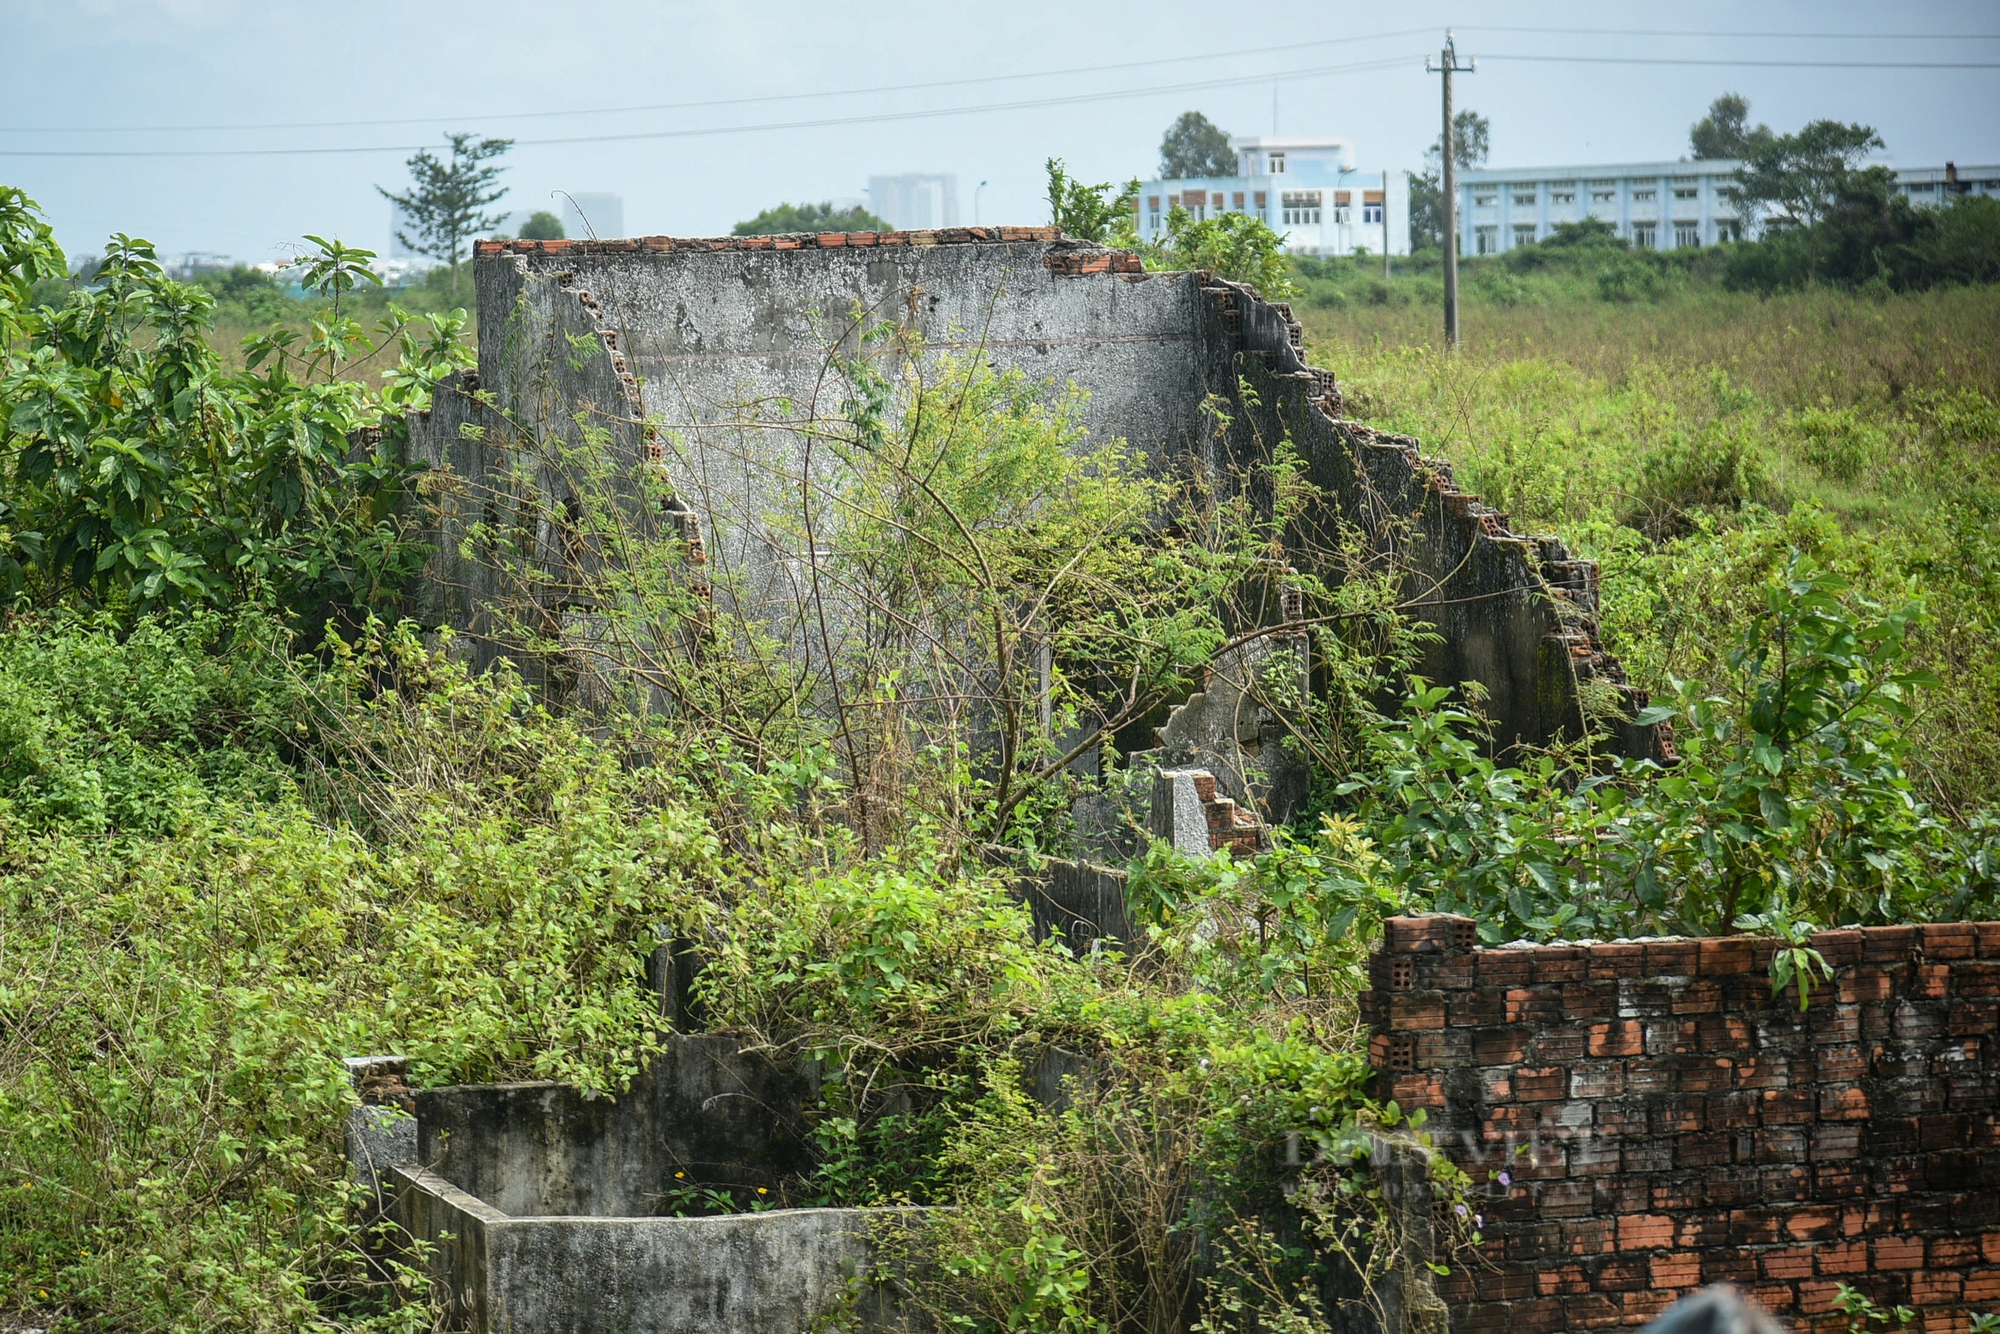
[1690, 93, 1774, 160]
[1407, 110, 1490, 252]
[377, 133, 514, 276]
[732, 201, 892, 235]
[1735, 120, 1885, 234]
[518, 211, 564, 241]
[1045, 159, 1140, 244]
[1159, 111, 1235, 179]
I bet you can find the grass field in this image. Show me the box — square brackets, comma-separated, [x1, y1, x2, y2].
[1296, 256, 2000, 819]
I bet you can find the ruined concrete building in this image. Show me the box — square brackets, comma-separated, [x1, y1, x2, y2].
[408, 225, 1666, 843]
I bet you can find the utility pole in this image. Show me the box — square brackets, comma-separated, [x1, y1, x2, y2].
[1382, 169, 1391, 280]
[1427, 30, 1476, 349]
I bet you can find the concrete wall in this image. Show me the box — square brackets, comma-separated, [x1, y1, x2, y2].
[417, 1032, 816, 1217]
[1362, 914, 2000, 1333]
[389, 1165, 912, 1334]
[408, 229, 1666, 762]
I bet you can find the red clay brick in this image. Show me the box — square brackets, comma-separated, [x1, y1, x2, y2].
[1965, 1269, 2000, 1302]
[1816, 1239, 1869, 1274]
[1910, 1271, 1963, 1304]
[1587, 942, 1646, 979]
[1874, 1235, 1925, 1269]
[1616, 1214, 1675, 1250]
[1588, 1021, 1645, 1057]
[1651, 1251, 1703, 1289]
[1821, 1085, 1871, 1120]
[1760, 1246, 1815, 1280]
[1699, 936, 1756, 975]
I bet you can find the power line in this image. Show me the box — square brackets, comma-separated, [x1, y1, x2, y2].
[0, 56, 1419, 159]
[1466, 24, 1999, 40]
[10, 24, 1991, 139]
[1479, 54, 2000, 69]
[0, 28, 1438, 137]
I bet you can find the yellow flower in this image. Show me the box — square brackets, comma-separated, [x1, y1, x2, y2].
[757, 1187, 768, 1195]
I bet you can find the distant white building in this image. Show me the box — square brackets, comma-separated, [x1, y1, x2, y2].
[1136, 136, 1402, 256]
[1456, 160, 2000, 256]
[867, 174, 959, 230]
[561, 193, 625, 241]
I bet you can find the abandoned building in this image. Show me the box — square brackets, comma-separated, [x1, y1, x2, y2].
[356, 228, 2000, 1331]
[407, 224, 1666, 844]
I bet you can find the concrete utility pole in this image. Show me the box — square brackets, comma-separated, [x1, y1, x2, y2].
[1382, 169, 1391, 280]
[1427, 30, 1476, 349]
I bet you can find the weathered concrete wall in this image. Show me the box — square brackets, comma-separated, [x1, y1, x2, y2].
[1362, 914, 2000, 1333]
[388, 1165, 912, 1334]
[409, 229, 1664, 761]
[416, 1032, 815, 1217]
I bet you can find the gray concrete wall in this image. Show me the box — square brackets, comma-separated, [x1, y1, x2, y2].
[408, 229, 1665, 763]
[416, 1032, 816, 1217]
[389, 1165, 913, 1334]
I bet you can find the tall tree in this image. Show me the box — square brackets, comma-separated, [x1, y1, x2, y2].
[1735, 120, 1884, 233]
[1690, 93, 1774, 160]
[1159, 112, 1236, 178]
[1407, 110, 1490, 252]
[377, 133, 514, 277]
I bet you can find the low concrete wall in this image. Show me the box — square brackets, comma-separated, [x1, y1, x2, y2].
[417, 1032, 815, 1216]
[388, 1164, 915, 1333]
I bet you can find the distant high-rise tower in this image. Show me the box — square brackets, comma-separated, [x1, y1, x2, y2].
[561, 193, 625, 240]
[866, 174, 959, 230]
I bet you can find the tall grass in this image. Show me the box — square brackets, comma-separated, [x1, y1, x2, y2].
[1295, 264, 2000, 817]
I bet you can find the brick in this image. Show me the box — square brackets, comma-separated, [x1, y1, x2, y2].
[1515, 1067, 1567, 1102]
[1838, 965, 1896, 1004]
[1810, 929, 1864, 967]
[1702, 1250, 1759, 1283]
[1699, 935, 1756, 975]
[1387, 992, 1446, 1030]
[1861, 924, 1921, 963]
[1510, 1297, 1566, 1334]
[1564, 1294, 1624, 1329]
[1820, 1085, 1870, 1120]
[1761, 1088, 1817, 1124]
[1537, 1262, 1592, 1296]
[1562, 1218, 1615, 1254]
[1670, 980, 1723, 1015]
[1675, 1212, 1729, 1248]
[1534, 947, 1587, 984]
[1387, 1073, 1445, 1107]
[1816, 1238, 1869, 1274]
[1475, 949, 1535, 985]
[1569, 1063, 1624, 1099]
[1586, 942, 1646, 979]
[1616, 1213, 1675, 1249]
[1651, 1251, 1702, 1288]
[1644, 938, 1700, 975]
[1472, 1027, 1530, 1064]
[1588, 1021, 1645, 1057]
[1729, 1208, 1783, 1244]
[1811, 1125, 1862, 1161]
[1910, 1271, 1963, 1304]
[1956, 962, 2000, 997]
[1506, 988, 1563, 1025]
[1760, 1245, 1815, 1280]
[1873, 1235, 1924, 1269]
[1928, 1234, 1982, 1267]
[1913, 963, 1951, 999]
[1785, 1206, 1842, 1241]
[1563, 981, 1619, 1018]
[1976, 922, 2000, 958]
[1967, 1269, 2000, 1302]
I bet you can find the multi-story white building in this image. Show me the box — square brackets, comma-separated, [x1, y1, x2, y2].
[1455, 161, 1746, 256]
[1136, 136, 1402, 256]
[1457, 161, 2000, 256]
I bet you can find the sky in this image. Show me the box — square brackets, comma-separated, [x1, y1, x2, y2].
[3, 0, 1997, 266]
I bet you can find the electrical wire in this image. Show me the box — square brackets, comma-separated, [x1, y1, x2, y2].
[1478, 54, 2000, 69]
[0, 28, 1438, 136]
[0, 55, 1418, 159]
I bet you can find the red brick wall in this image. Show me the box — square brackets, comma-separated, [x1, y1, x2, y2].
[1361, 915, 2000, 1334]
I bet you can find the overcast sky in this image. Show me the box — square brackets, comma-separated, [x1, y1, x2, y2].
[5, 0, 1997, 265]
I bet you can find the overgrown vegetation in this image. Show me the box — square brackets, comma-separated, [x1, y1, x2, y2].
[4, 158, 1999, 1334]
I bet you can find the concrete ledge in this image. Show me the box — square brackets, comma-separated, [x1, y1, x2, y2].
[388, 1164, 919, 1333]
